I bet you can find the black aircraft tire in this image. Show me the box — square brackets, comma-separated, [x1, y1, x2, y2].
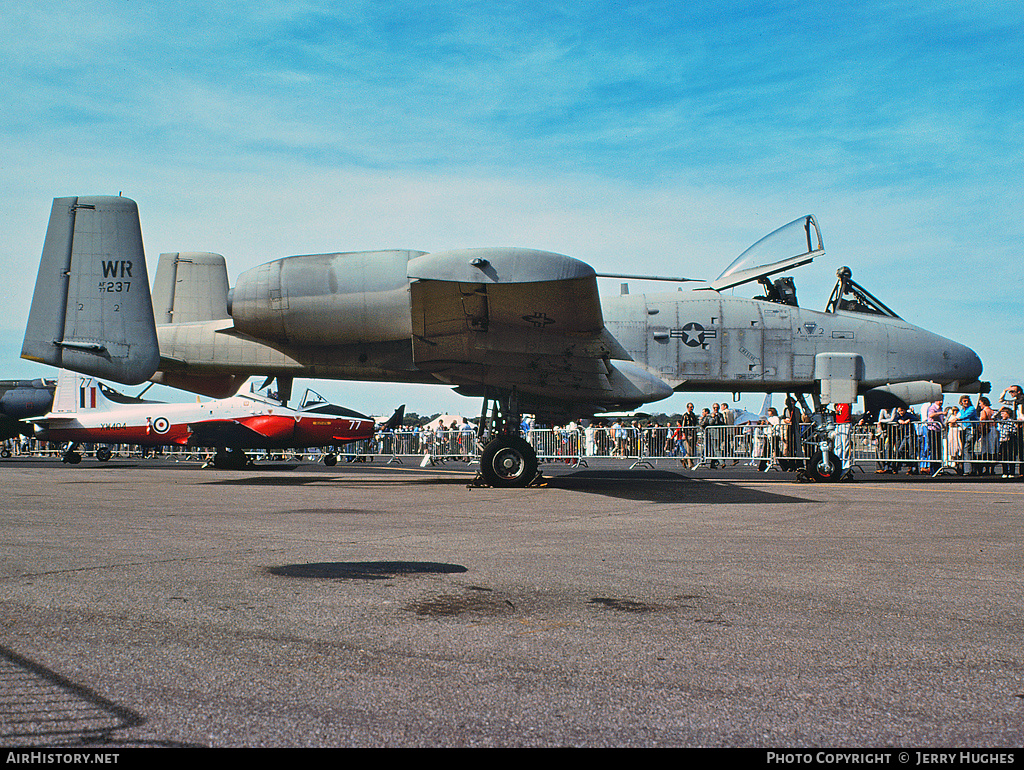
[95, 447, 112, 462]
[806, 450, 843, 482]
[324, 454, 338, 467]
[63, 451, 82, 465]
[480, 437, 538, 488]
[213, 448, 250, 470]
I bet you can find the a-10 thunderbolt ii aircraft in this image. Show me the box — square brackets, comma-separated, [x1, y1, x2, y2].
[32, 369, 400, 469]
[22, 196, 985, 486]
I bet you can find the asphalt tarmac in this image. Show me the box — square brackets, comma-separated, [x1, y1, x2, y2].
[1, 456, 1022, 747]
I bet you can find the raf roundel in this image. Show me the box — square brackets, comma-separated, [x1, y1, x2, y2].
[151, 417, 170, 434]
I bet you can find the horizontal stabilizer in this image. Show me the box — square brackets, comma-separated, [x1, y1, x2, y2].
[21, 196, 160, 384]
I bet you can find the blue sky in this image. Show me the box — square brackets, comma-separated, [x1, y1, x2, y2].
[2, 0, 1021, 416]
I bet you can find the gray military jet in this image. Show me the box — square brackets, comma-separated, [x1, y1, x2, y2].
[0, 378, 55, 443]
[22, 196, 985, 486]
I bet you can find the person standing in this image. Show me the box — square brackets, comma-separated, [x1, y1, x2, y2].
[834, 402, 852, 471]
[720, 403, 738, 464]
[925, 398, 944, 473]
[996, 407, 1021, 478]
[781, 397, 801, 471]
[681, 403, 699, 468]
[999, 385, 1024, 419]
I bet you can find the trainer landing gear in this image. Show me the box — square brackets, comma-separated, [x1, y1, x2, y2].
[61, 446, 82, 464]
[474, 391, 540, 488]
[209, 447, 251, 470]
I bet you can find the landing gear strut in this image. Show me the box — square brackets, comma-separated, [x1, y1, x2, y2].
[61, 443, 82, 464]
[475, 391, 539, 488]
[209, 447, 251, 470]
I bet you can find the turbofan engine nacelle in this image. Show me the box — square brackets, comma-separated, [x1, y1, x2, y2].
[863, 380, 942, 412]
[228, 250, 425, 346]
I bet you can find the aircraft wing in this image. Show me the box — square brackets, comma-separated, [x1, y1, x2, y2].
[187, 418, 293, 448]
[407, 248, 671, 416]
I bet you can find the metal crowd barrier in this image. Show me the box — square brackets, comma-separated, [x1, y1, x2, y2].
[848, 420, 1024, 476]
[5, 420, 1022, 477]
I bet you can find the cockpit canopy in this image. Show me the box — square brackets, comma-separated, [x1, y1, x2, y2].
[710, 215, 823, 293]
[298, 388, 370, 419]
[708, 215, 902, 318]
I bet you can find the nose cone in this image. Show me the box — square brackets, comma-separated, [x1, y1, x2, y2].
[891, 324, 983, 388]
[951, 341, 984, 383]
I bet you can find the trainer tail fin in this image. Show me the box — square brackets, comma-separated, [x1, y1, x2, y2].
[21, 196, 160, 385]
[50, 369, 119, 414]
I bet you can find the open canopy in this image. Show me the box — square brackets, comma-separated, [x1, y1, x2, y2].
[709, 215, 824, 293]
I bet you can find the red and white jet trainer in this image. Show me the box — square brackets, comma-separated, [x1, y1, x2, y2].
[34, 370, 397, 468]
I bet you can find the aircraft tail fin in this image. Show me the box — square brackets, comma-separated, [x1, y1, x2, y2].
[379, 405, 406, 432]
[21, 196, 160, 385]
[152, 252, 231, 324]
[50, 369, 119, 414]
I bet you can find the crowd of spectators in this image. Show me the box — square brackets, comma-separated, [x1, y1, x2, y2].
[6, 386, 1022, 477]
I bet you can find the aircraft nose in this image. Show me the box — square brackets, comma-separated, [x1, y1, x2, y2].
[951, 341, 983, 382]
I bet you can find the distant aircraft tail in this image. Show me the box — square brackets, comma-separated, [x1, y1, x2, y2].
[379, 405, 406, 432]
[21, 196, 160, 385]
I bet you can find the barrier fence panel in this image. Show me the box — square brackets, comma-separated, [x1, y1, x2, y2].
[694, 424, 812, 467]
[847, 420, 1024, 476]
[7, 420, 1023, 477]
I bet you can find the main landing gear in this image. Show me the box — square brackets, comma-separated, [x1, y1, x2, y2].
[209, 447, 251, 470]
[474, 391, 540, 488]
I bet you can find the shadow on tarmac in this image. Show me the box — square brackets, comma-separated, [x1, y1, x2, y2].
[0, 643, 202, 748]
[267, 561, 468, 580]
[544, 470, 813, 505]
[203, 465, 813, 504]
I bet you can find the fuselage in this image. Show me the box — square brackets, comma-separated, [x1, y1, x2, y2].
[37, 394, 375, 448]
[153, 288, 983, 407]
[602, 292, 983, 394]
